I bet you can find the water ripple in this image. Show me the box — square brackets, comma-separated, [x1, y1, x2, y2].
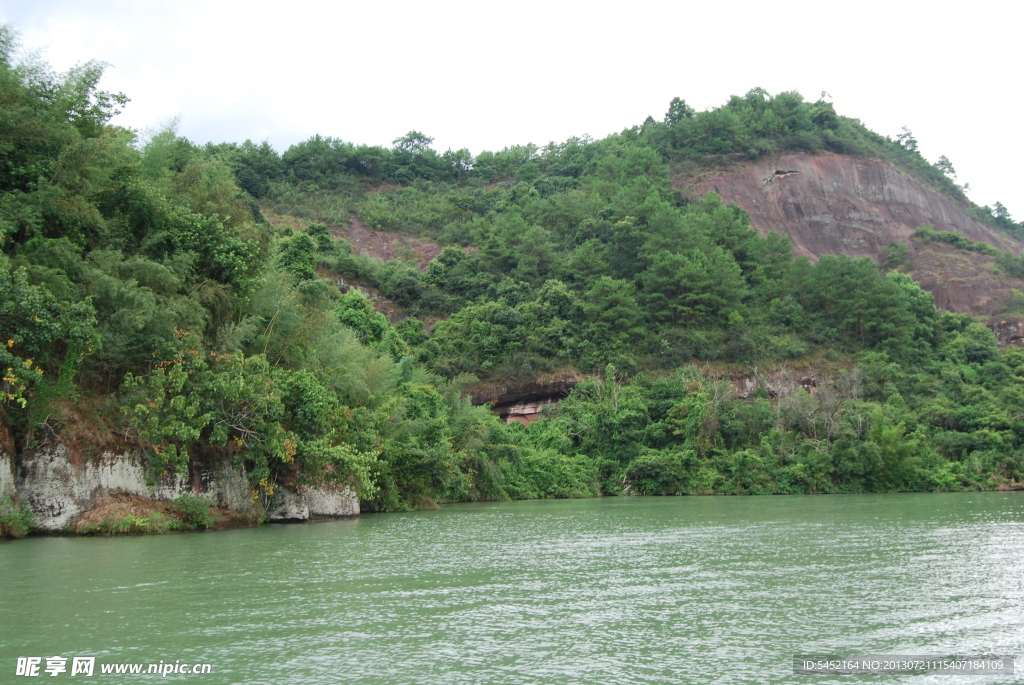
[1, 493, 1022, 684]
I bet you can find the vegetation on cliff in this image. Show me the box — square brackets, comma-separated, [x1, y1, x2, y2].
[2, 28, 1023, 530]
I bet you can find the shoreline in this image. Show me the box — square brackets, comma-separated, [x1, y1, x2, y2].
[5, 486, 1021, 540]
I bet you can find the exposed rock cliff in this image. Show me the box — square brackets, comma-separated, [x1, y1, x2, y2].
[471, 377, 579, 424]
[15, 446, 253, 530]
[265, 481, 359, 522]
[0, 449, 15, 501]
[470, 368, 830, 424]
[715, 368, 819, 399]
[990, 316, 1024, 347]
[7, 445, 358, 532]
[688, 154, 1024, 316]
[691, 154, 1021, 261]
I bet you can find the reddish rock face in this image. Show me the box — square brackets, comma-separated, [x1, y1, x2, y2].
[691, 154, 1021, 261]
[504, 399, 560, 425]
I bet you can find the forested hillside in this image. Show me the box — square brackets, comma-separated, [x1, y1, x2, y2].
[3, 29, 1024, 534]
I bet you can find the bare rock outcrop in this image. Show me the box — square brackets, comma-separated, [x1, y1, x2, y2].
[15, 445, 257, 530]
[0, 448, 15, 500]
[692, 154, 1021, 260]
[266, 482, 359, 521]
[990, 317, 1024, 347]
[11, 445, 359, 531]
[689, 154, 1023, 315]
[471, 378, 579, 424]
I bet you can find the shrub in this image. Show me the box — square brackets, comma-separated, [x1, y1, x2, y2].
[168, 493, 215, 530]
[0, 496, 35, 538]
[517, 448, 599, 498]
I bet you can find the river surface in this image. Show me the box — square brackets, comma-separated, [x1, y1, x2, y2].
[1, 493, 1023, 684]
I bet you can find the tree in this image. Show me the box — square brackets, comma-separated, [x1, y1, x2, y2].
[442, 148, 474, 181]
[885, 271, 938, 349]
[810, 100, 839, 129]
[664, 97, 695, 125]
[798, 255, 915, 351]
[0, 262, 99, 408]
[936, 155, 956, 178]
[281, 135, 358, 187]
[511, 226, 556, 284]
[881, 241, 911, 271]
[562, 239, 610, 284]
[584, 277, 638, 346]
[232, 139, 282, 197]
[896, 126, 918, 153]
[641, 248, 746, 325]
[392, 131, 434, 155]
[558, 364, 649, 470]
[278, 234, 316, 280]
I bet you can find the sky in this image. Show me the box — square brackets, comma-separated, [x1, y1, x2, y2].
[1, 0, 1020, 216]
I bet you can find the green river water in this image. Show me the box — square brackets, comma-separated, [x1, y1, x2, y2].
[1, 493, 1023, 684]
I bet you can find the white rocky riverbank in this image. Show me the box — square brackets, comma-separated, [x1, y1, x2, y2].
[1, 444, 357, 532]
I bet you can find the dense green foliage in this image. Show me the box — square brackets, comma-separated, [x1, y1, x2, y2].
[167, 493, 215, 530]
[0, 28, 547, 516]
[0, 495, 34, 537]
[2, 27, 1022, 535]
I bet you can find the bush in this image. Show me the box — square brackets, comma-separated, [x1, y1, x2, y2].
[912, 225, 1000, 256]
[516, 448, 599, 498]
[168, 493, 215, 530]
[0, 496, 35, 538]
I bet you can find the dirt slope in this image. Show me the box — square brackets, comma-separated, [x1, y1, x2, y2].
[333, 216, 446, 272]
[906, 242, 1024, 315]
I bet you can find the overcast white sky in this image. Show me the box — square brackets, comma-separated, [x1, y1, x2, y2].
[1, 0, 1020, 216]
